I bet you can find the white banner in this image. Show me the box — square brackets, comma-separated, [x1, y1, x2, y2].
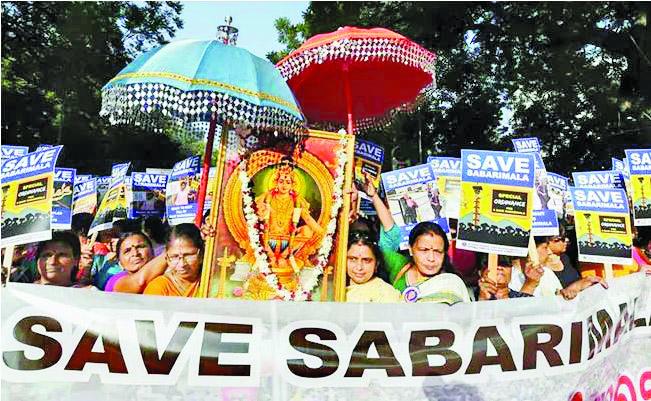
[2, 274, 651, 401]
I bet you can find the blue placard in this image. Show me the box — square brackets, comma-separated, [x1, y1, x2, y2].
[96, 175, 112, 204]
[381, 163, 448, 248]
[111, 162, 131, 177]
[461, 149, 535, 188]
[72, 177, 97, 216]
[547, 172, 569, 192]
[511, 141, 557, 232]
[625, 149, 651, 175]
[166, 156, 201, 224]
[546, 172, 569, 218]
[611, 157, 629, 177]
[73, 178, 97, 199]
[354, 138, 384, 164]
[52, 168, 76, 228]
[382, 164, 434, 192]
[572, 171, 625, 189]
[130, 172, 168, 218]
[35, 144, 54, 152]
[170, 156, 200, 180]
[427, 156, 461, 176]
[528, 154, 559, 235]
[512, 137, 541, 153]
[569, 187, 629, 213]
[1, 145, 29, 160]
[1, 146, 63, 183]
[75, 174, 92, 184]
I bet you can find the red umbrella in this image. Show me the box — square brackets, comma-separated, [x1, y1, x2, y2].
[276, 26, 437, 301]
[276, 26, 437, 134]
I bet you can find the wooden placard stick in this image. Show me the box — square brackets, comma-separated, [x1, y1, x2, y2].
[88, 231, 98, 247]
[3, 245, 14, 285]
[603, 263, 614, 280]
[487, 253, 498, 283]
[528, 235, 540, 265]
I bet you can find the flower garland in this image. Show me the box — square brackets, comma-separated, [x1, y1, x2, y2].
[239, 136, 348, 301]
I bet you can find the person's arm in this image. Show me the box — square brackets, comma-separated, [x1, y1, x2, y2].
[361, 171, 395, 233]
[520, 261, 543, 295]
[78, 242, 95, 285]
[558, 275, 608, 300]
[113, 254, 168, 293]
[378, 224, 402, 252]
[478, 276, 498, 300]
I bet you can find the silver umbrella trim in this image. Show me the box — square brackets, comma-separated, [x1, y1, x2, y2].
[100, 83, 306, 135]
[276, 36, 437, 133]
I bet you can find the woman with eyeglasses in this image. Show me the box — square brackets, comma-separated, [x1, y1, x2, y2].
[357, 172, 470, 304]
[547, 225, 582, 288]
[144, 223, 203, 297]
[346, 232, 401, 303]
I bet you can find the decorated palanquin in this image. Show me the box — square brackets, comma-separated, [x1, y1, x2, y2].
[202, 129, 353, 301]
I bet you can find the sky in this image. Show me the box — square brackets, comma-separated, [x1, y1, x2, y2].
[172, 1, 310, 59]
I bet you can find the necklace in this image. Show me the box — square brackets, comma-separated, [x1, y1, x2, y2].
[268, 195, 296, 233]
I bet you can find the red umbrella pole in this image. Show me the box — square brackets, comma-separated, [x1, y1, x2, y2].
[194, 111, 218, 227]
[344, 63, 354, 135]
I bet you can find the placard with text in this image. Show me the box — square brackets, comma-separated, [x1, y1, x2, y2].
[625, 149, 651, 226]
[381, 163, 449, 249]
[51, 168, 76, 229]
[72, 177, 97, 216]
[513, 137, 559, 235]
[427, 156, 461, 219]
[0, 146, 63, 246]
[355, 138, 384, 216]
[89, 175, 129, 235]
[457, 149, 535, 256]
[166, 156, 201, 225]
[129, 172, 167, 219]
[569, 187, 632, 265]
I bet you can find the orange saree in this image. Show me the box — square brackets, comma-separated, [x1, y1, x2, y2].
[143, 274, 200, 297]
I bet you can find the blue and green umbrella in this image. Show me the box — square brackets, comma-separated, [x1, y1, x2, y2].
[100, 39, 306, 225]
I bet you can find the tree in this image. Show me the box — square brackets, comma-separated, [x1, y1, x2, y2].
[2, 1, 185, 174]
[266, 17, 309, 63]
[271, 2, 650, 175]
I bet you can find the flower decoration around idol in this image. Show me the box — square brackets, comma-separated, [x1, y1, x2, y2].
[238, 135, 348, 301]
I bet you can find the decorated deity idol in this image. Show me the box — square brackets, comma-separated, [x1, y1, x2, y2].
[255, 161, 324, 288]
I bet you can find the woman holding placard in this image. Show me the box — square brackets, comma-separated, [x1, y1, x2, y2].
[358, 172, 470, 304]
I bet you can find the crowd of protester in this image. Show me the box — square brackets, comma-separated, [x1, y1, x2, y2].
[3, 173, 650, 304]
[344, 172, 651, 303]
[3, 213, 206, 298]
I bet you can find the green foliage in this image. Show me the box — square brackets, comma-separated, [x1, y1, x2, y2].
[272, 2, 651, 175]
[1, 1, 185, 175]
[266, 17, 309, 63]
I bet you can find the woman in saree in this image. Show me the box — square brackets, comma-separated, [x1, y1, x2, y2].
[144, 223, 203, 297]
[358, 172, 470, 304]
